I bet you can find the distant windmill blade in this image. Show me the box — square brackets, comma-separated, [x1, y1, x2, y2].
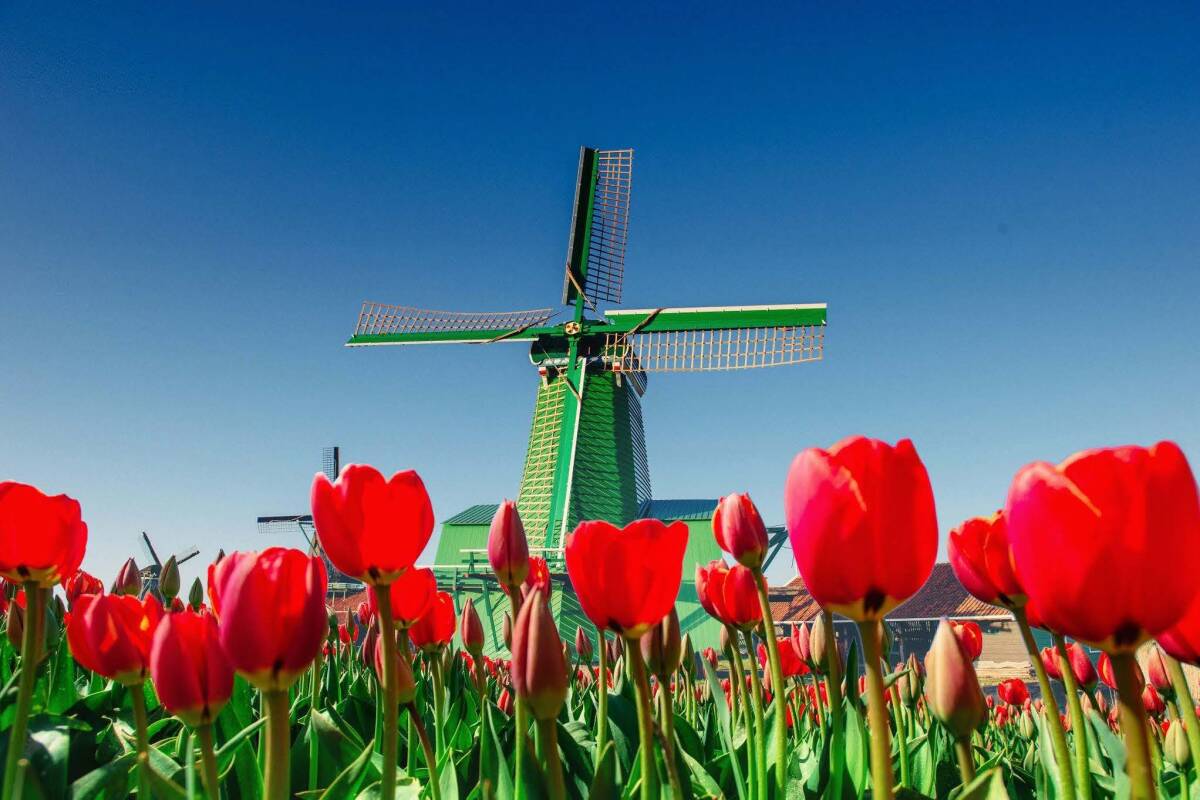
[140, 531, 162, 568]
[602, 304, 826, 373]
[173, 547, 200, 565]
[563, 148, 633, 307]
[348, 303, 556, 345]
[321, 446, 340, 482]
[257, 515, 316, 550]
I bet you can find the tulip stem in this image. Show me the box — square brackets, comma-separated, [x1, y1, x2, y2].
[595, 628, 609, 768]
[374, 586, 401, 799]
[263, 689, 291, 800]
[309, 650, 323, 792]
[741, 629, 768, 800]
[1111, 652, 1156, 800]
[1165, 654, 1200, 774]
[507, 586, 529, 800]
[404, 702, 442, 800]
[825, 610, 846, 800]
[954, 736, 976, 784]
[858, 620, 895, 800]
[1050, 633, 1092, 800]
[197, 724, 220, 799]
[657, 670, 685, 800]
[627, 635, 660, 800]
[536, 717, 566, 800]
[131, 685, 152, 800]
[1014, 612, 1075, 799]
[753, 572, 788, 790]
[1, 583, 44, 800]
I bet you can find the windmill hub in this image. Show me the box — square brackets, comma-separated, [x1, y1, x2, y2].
[345, 146, 827, 652]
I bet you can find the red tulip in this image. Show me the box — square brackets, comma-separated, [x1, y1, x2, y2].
[565, 518, 688, 639]
[64, 570, 104, 608]
[996, 678, 1030, 706]
[523, 556, 551, 598]
[368, 567, 437, 628]
[207, 548, 328, 691]
[1143, 683, 1166, 717]
[511, 589, 568, 721]
[310, 464, 434, 586]
[409, 591, 455, 652]
[149, 610, 233, 727]
[1039, 647, 1063, 681]
[713, 493, 769, 570]
[948, 512, 1025, 608]
[950, 620, 983, 661]
[460, 598, 484, 656]
[1145, 644, 1172, 692]
[67, 593, 164, 685]
[488, 500, 529, 588]
[1006, 442, 1200, 651]
[497, 687, 514, 715]
[1066, 643, 1098, 690]
[0, 482, 87, 588]
[1158, 592, 1200, 667]
[574, 626, 593, 663]
[759, 638, 806, 677]
[720, 564, 764, 630]
[338, 624, 351, 644]
[702, 646, 719, 669]
[790, 621, 812, 664]
[924, 618, 986, 738]
[785, 436, 938, 620]
[356, 601, 371, 627]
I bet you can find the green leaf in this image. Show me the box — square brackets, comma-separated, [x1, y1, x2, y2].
[952, 766, 1012, 800]
[319, 739, 379, 799]
[588, 742, 618, 800]
[678, 747, 721, 798]
[68, 752, 135, 799]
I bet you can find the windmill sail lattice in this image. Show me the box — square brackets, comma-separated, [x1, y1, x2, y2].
[563, 148, 633, 306]
[354, 304, 555, 340]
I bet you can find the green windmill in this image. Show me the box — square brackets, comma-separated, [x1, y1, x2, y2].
[347, 147, 826, 652]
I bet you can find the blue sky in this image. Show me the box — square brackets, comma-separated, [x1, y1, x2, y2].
[2, 3, 1197, 588]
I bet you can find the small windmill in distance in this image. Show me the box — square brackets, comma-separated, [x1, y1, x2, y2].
[138, 532, 200, 598]
[257, 446, 363, 600]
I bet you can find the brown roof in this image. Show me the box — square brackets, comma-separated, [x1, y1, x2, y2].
[771, 563, 1009, 624]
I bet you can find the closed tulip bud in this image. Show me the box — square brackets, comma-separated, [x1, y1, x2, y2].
[460, 598, 484, 656]
[1018, 708, 1036, 739]
[790, 622, 811, 664]
[113, 557, 141, 596]
[502, 612, 513, 650]
[511, 589, 568, 721]
[810, 613, 830, 674]
[924, 618, 986, 738]
[149, 610, 233, 727]
[719, 625, 731, 654]
[373, 639, 417, 704]
[1167, 720, 1191, 766]
[898, 652, 923, 706]
[327, 609, 340, 641]
[575, 626, 593, 663]
[64, 570, 104, 609]
[159, 555, 180, 601]
[1069, 643, 1099, 690]
[1039, 647, 1062, 681]
[607, 634, 624, 664]
[703, 647, 719, 669]
[713, 493, 769, 570]
[1142, 683, 1166, 717]
[681, 633, 695, 672]
[641, 608, 682, 678]
[188, 577, 204, 610]
[497, 687, 514, 715]
[488, 500, 529, 589]
[1145, 644, 1172, 694]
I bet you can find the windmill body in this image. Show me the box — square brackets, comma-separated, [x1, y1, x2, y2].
[348, 147, 826, 651]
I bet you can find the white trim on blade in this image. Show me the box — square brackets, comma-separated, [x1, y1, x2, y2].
[605, 303, 827, 315]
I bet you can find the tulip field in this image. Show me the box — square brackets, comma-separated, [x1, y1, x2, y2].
[2, 437, 1200, 800]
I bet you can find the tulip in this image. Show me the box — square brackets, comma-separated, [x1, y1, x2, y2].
[1067, 643, 1099, 691]
[488, 499, 529, 589]
[5, 593, 24, 650]
[356, 600, 371, 627]
[523, 556, 551, 598]
[0, 481, 87, 587]
[721, 564, 764, 630]
[1166, 720, 1191, 767]
[510, 589, 568, 798]
[310, 464, 434, 585]
[188, 577, 205, 610]
[1097, 651, 1140, 692]
[159, 555, 180, 601]
[409, 591, 455, 652]
[712, 492, 769, 570]
[564, 518, 688, 639]
[790, 621, 811, 663]
[785, 436, 937, 621]
[367, 566, 437, 627]
[1040, 647, 1062, 681]
[497, 687, 514, 715]
[371, 638, 417, 704]
[898, 652, 924, 706]
[1142, 683, 1166, 717]
[64, 570, 103, 608]
[575, 626, 593, 663]
[460, 597, 484, 656]
[640, 607, 682, 678]
[1006, 442, 1200, 652]
[948, 512, 1024, 609]
[1145, 644, 1172, 694]
[924, 619, 986, 780]
[996, 678, 1030, 707]
[113, 557, 142, 596]
[950, 620, 983, 661]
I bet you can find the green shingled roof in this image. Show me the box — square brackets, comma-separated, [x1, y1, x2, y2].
[637, 499, 718, 521]
[443, 503, 500, 526]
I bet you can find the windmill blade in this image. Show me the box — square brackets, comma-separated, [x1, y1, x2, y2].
[347, 303, 557, 346]
[140, 532, 162, 568]
[562, 147, 633, 307]
[173, 547, 200, 565]
[602, 304, 826, 373]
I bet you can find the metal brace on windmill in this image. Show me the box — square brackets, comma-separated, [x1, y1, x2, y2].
[346, 147, 827, 650]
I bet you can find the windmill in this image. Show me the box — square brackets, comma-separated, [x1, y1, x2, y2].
[257, 446, 364, 599]
[138, 532, 199, 598]
[347, 147, 826, 650]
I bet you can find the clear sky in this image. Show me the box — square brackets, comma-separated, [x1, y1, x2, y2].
[2, 3, 1198, 589]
